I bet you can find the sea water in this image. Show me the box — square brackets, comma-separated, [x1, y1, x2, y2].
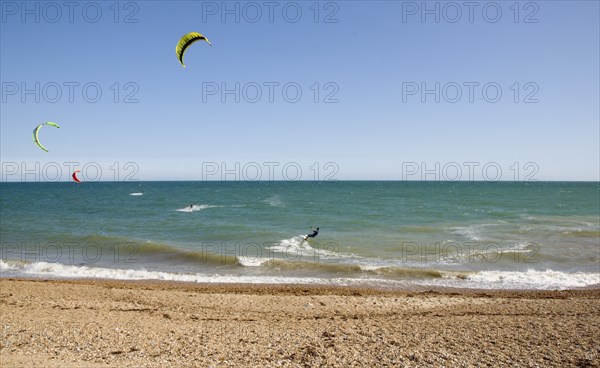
[1, 181, 598, 290]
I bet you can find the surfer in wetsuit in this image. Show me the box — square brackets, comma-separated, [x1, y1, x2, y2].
[303, 227, 319, 240]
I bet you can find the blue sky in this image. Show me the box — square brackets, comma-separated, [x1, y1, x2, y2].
[1, 1, 598, 181]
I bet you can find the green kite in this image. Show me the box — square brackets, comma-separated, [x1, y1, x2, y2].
[32, 122, 60, 152]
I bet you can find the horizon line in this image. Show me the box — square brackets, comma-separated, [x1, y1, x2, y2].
[1, 180, 599, 183]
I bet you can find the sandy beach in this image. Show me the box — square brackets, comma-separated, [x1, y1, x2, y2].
[1, 278, 599, 367]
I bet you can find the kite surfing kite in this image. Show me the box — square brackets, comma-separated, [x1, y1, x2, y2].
[72, 170, 82, 183]
[176, 32, 212, 68]
[32, 122, 60, 152]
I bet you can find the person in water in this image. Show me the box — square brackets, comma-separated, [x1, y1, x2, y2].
[303, 227, 319, 240]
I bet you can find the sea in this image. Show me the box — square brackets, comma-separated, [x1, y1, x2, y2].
[1, 181, 598, 290]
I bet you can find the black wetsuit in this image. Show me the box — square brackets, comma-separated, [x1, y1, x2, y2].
[306, 229, 319, 238]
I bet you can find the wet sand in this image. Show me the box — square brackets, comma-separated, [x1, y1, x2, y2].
[1, 278, 599, 367]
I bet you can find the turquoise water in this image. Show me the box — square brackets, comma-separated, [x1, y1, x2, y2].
[1, 181, 599, 289]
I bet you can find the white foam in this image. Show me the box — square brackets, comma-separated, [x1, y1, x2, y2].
[268, 236, 311, 253]
[263, 195, 283, 207]
[467, 242, 535, 258]
[237, 256, 270, 267]
[358, 264, 383, 271]
[129, 192, 143, 196]
[0, 260, 403, 287]
[450, 225, 485, 241]
[467, 269, 600, 290]
[520, 214, 535, 220]
[0, 259, 19, 270]
[268, 236, 341, 258]
[176, 204, 222, 212]
[2, 260, 598, 290]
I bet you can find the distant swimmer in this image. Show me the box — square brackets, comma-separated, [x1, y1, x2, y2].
[303, 227, 319, 240]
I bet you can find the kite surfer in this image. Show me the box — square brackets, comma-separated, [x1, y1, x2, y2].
[303, 227, 319, 241]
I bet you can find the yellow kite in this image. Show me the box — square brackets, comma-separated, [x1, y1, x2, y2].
[176, 32, 212, 68]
